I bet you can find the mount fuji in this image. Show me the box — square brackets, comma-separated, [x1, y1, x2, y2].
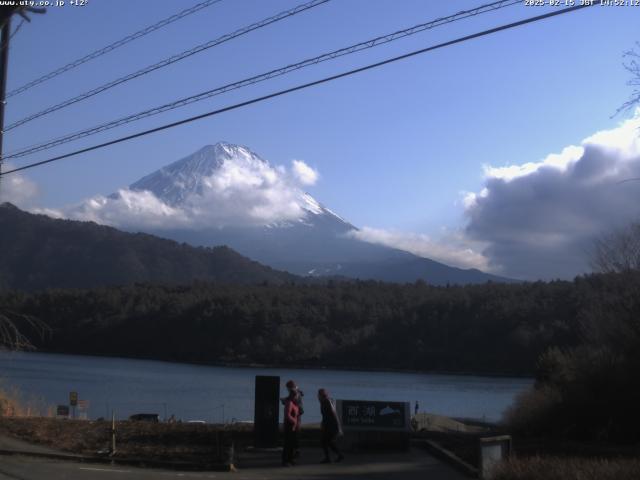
[119, 142, 506, 285]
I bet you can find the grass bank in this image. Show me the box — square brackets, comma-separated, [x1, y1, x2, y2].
[0, 417, 253, 462]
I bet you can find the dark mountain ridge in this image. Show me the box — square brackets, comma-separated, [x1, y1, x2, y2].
[0, 203, 297, 291]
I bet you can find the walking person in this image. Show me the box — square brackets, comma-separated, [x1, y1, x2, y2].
[318, 388, 344, 464]
[290, 381, 304, 459]
[282, 380, 304, 458]
[282, 380, 301, 467]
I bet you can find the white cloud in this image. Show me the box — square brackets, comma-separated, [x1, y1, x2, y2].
[465, 112, 640, 280]
[291, 159, 318, 186]
[46, 154, 320, 230]
[481, 145, 585, 182]
[42, 189, 190, 230]
[0, 164, 39, 208]
[349, 226, 491, 271]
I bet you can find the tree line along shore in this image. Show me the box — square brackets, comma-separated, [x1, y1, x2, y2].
[1, 271, 637, 377]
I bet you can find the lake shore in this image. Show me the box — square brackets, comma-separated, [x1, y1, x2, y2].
[30, 348, 535, 379]
[0, 350, 532, 424]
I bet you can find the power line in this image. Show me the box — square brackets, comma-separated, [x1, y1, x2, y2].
[0, 3, 596, 178]
[4, 0, 331, 132]
[3, 0, 521, 161]
[5, 0, 223, 99]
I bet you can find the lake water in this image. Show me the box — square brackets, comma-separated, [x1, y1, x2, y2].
[0, 351, 532, 423]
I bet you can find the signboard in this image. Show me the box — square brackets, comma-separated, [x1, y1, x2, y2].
[56, 405, 70, 417]
[336, 400, 410, 431]
[69, 391, 78, 406]
[77, 399, 89, 420]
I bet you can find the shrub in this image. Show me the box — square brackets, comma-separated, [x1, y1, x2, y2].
[504, 384, 562, 437]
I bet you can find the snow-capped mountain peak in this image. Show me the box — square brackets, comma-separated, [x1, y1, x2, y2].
[127, 141, 352, 232]
[130, 142, 266, 206]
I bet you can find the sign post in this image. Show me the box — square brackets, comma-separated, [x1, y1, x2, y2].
[77, 399, 89, 420]
[56, 405, 70, 418]
[69, 391, 78, 419]
[110, 411, 117, 456]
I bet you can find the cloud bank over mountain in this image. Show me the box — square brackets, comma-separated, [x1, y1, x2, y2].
[349, 227, 490, 271]
[41, 144, 321, 230]
[350, 114, 640, 279]
[464, 114, 640, 279]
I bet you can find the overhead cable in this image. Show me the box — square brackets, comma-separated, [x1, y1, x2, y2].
[4, 0, 520, 160]
[5, 0, 224, 99]
[0, 3, 596, 177]
[4, 0, 330, 131]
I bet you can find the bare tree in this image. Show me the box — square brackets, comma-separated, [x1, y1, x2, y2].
[591, 222, 640, 273]
[0, 310, 49, 350]
[616, 42, 640, 116]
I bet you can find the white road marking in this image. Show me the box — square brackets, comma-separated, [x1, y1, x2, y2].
[78, 467, 132, 473]
[158, 473, 217, 478]
[76, 466, 227, 478]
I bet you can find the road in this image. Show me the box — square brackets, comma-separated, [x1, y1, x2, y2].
[0, 447, 467, 479]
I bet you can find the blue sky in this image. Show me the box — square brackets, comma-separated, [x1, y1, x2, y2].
[3, 0, 640, 279]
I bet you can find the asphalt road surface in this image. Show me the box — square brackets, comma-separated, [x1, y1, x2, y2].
[0, 448, 467, 480]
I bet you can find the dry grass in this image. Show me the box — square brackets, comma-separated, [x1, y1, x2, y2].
[0, 384, 52, 418]
[412, 413, 488, 434]
[0, 417, 253, 461]
[491, 456, 640, 480]
[0, 417, 336, 465]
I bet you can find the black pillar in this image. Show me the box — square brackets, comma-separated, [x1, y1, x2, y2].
[254, 375, 280, 447]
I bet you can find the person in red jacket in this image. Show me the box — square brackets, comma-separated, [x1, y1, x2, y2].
[282, 380, 301, 466]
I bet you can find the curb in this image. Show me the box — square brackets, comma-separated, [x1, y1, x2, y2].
[412, 439, 478, 478]
[0, 449, 235, 472]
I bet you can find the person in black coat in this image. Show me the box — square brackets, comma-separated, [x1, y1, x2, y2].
[317, 388, 344, 463]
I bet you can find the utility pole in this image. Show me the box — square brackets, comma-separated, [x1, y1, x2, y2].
[0, 16, 11, 180]
[0, 6, 45, 183]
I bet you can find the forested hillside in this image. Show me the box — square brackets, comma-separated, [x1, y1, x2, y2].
[0, 203, 296, 290]
[3, 272, 638, 375]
